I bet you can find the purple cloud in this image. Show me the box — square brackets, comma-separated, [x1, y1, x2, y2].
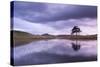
[11, 1, 97, 22]
[11, 1, 97, 35]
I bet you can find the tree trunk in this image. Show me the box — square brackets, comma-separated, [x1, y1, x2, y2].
[76, 32, 77, 39]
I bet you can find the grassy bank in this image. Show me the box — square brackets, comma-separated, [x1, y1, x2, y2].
[11, 30, 97, 47]
[56, 35, 97, 40]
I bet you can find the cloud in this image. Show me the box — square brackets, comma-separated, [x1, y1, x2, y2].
[11, 1, 97, 35]
[13, 17, 61, 35]
[11, 1, 97, 22]
[45, 18, 97, 35]
[46, 18, 97, 29]
[13, 17, 97, 35]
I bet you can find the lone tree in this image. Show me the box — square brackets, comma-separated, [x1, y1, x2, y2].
[71, 26, 81, 51]
[71, 26, 81, 36]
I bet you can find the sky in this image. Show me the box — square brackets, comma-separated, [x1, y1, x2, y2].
[11, 1, 97, 35]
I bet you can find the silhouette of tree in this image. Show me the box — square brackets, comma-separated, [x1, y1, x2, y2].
[71, 26, 81, 36]
[71, 26, 81, 51]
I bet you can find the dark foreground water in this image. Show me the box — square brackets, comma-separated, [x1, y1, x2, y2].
[11, 39, 97, 66]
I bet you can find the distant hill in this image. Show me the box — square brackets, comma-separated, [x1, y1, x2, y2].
[11, 30, 97, 40]
[11, 30, 34, 47]
[11, 30, 55, 47]
[11, 30, 33, 37]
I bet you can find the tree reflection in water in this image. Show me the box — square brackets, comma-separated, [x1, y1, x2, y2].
[71, 40, 81, 51]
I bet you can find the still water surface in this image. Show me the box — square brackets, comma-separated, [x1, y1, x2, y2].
[12, 39, 97, 66]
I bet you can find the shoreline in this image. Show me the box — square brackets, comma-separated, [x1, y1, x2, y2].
[11, 30, 97, 47]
